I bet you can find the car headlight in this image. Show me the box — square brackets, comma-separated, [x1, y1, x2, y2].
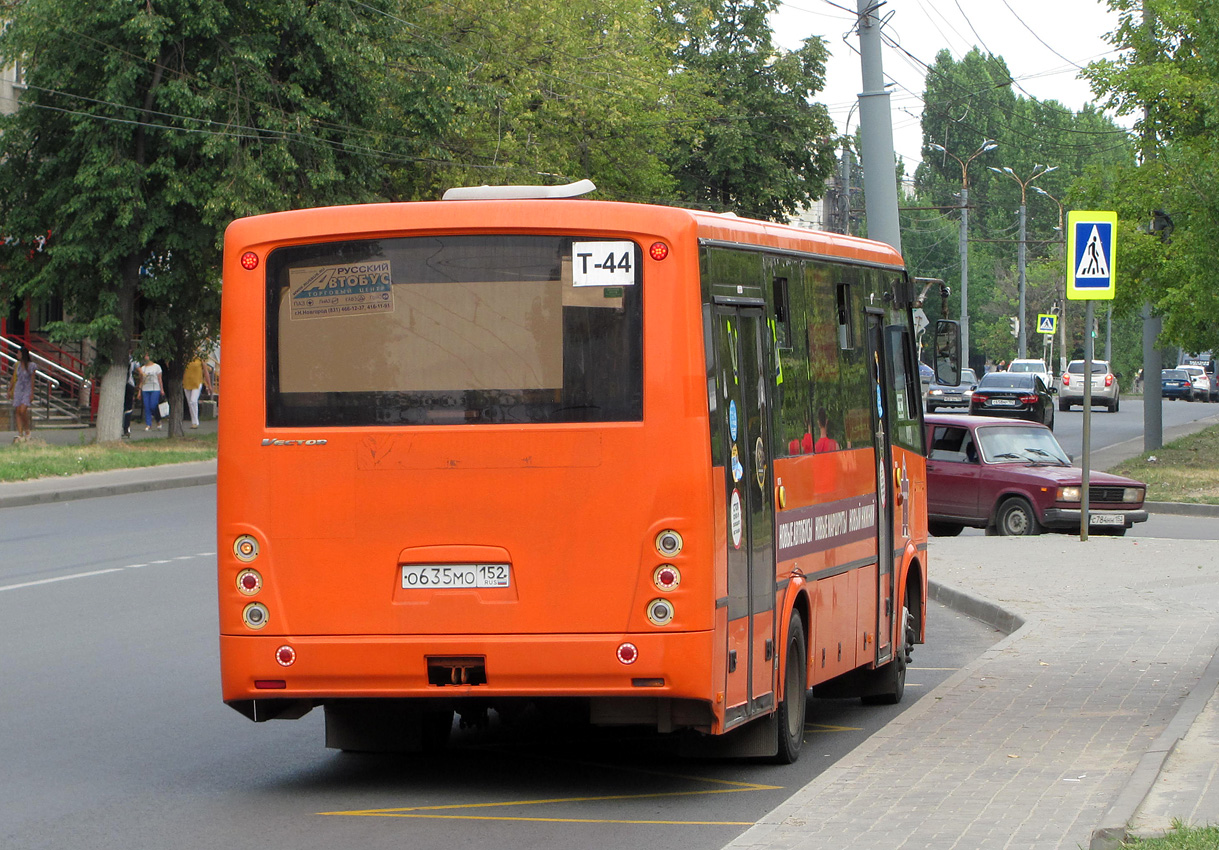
[929, 389, 943, 396]
[1123, 487, 1144, 504]
[1058, 486, 1081, 503]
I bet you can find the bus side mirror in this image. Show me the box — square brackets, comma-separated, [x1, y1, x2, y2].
[933, 319, 961, 387]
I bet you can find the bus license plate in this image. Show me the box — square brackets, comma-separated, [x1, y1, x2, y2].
[1091, 514, 1125, 526]
[401, 564, 511, 589]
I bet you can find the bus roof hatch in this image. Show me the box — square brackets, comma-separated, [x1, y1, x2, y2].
[442, 179, 596, 201]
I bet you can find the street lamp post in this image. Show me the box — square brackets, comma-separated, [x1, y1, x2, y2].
[990, 164, 1058, 359]
[929, 140, 997, 370]
[1032, 186, 1066, 376]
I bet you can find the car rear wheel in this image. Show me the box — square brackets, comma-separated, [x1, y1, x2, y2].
[995, 497, 1041, 536]
[928, 521, 964, 537]
[1059, 399, 1070, 411]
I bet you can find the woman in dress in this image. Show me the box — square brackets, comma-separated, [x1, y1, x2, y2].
[7, 346, 37, 442]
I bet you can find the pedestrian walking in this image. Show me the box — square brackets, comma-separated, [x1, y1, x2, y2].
[137, 353, 164, 430]
[182, 356, 213, 429]
[6, 346, 37, 442]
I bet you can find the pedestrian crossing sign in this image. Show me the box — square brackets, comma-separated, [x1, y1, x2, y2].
[1067, 211, 1117, 301]
[1037, 314, 1057, 335]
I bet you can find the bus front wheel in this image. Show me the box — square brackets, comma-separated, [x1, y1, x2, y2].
[771, 612, 807, 764]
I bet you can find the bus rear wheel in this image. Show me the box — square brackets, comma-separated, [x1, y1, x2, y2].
[771, 612, 807, 764]
[862, 606, 910, 706]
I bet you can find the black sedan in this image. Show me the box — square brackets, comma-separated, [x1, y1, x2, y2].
[1162, 368, 1193, 401]
[968, 371, 1055, 429]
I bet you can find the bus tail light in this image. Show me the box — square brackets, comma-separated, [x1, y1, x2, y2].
[647, 598, 675, 626]
[236, 569, 262, 595]
[243, 602, 269, 630]
[654, 564, 680, 590]
[234, 535, 259, 562]
[649, 241, 669, 261]
[240, 251, 259, 270]
[617, 643, 638, 664]
[276, 646, 296, 667]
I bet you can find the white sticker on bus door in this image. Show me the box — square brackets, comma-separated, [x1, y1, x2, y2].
[572, 242, 637, 287]
[730, 489, 743, 549]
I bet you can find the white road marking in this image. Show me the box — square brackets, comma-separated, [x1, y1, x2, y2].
[0, 552, 217, 593]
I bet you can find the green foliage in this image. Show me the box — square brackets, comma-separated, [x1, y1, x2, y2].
[661, 0, 837, 221]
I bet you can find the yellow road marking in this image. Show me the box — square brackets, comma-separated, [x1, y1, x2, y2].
[321, 774, 779, 824]
[805, 722, 862, 732]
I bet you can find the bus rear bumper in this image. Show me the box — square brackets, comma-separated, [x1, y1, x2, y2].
[219, 631, 716, 705]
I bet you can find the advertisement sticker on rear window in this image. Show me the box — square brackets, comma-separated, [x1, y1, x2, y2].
[572, 242, 637, 287]
[289, 261, 394, 320]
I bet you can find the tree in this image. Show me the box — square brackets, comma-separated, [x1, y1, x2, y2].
[661, 0, 837, 221]
[426, 0, 678, 203]
[0, 0, 464, 440]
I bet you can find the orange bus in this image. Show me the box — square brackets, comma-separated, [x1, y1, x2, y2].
[218, 182, 955, 762]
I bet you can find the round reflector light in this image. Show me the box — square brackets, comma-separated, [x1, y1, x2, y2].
[233, 535, 259, 562]
[617, 642, 639, 664]
[649, 241, 669, 261]
[655, 529, 683, 557]
[647, 598, 675, 626]
[240, 251, 259, 270]
[242, 602, 269, 630]
[236, 568, 262, 595]
[654, 564, 681, 590]
[275, 645, 296, 667]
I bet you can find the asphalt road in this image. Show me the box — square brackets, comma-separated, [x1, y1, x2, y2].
[0, 485, 1001, 850]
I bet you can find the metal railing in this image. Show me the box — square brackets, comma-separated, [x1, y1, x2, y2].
[0, 334, 87, 421]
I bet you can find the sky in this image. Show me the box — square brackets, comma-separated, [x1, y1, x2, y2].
[769, 0, 1129, 170]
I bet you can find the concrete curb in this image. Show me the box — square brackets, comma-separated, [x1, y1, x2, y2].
[929, 579, 1026, 635]
[0, 460, 217, 509]
[1090, 650, 1219, 849]
[1148, 501, 1219, 518]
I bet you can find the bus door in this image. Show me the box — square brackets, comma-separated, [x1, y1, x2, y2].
[866, 312, 897, 665]
[713, 303, 776, 725]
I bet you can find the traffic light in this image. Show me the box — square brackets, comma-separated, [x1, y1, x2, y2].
[1009, 317, 1020, 337]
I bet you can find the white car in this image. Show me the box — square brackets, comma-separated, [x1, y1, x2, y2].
[1007, 359, 1054, 389]
[1179, 364, 1218, 402]
[1059, 359, 1120, 412]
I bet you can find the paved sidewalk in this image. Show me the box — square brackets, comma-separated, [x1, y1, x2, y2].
[727, 536, 1219, 850]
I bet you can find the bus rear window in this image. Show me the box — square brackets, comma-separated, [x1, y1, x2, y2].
[265, 235, 642, 426]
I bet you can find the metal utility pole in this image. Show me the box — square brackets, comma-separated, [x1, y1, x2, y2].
[991, 164, 1058, 360]
[855, 0, 901, 254]
[930, 140, 997, 371]
[1141, 0, 1163, 452]
[1033, 186, 1068, 375]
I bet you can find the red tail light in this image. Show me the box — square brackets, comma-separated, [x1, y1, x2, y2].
[1062, 374, 1070, 385]
[1104, 374, 1114, 387]
[1020, 394, 1039, 404]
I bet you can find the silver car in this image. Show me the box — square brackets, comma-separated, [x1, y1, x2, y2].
[1059, 359, 1120, 412]
[924, 367, 977, 412]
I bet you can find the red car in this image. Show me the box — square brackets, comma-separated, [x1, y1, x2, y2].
[925, 413, 1148, 536]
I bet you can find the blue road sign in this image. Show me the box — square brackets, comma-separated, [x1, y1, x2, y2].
[1067, 211, 1117, 301]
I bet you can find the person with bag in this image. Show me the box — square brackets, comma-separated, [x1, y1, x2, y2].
[182, 355, 213, 429]
[137, 353, 165, 430]
[7, 346, 37, 442]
